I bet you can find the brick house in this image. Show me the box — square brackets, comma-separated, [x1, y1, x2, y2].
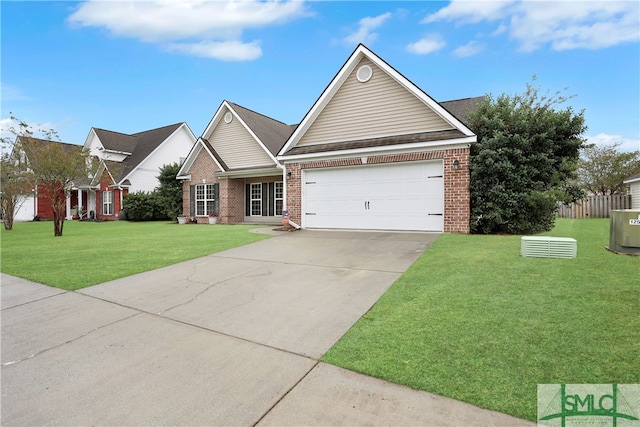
[15, 123, 196, 221]
[179, 44, 481, 233]
[81, 123, 196, 220]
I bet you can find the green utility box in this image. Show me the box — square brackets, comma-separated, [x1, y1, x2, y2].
[608, 210, 640, 255]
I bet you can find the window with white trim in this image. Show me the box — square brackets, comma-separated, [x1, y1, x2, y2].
[250, 183, 262, 216]
[102, 191, 114, 215]
[196, 184, 216, 216]
[274, 181, 283, 216]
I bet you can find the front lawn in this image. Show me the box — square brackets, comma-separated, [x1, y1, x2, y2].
[0, 221, 270, 290]
[322, 218, 639, 421]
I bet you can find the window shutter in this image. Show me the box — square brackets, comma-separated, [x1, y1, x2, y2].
[268, 182, 275, 216]
[189, 185, 195, 217]
[213, 183, 220, 215]
[99, 192, 103, 216]
[262, 183, 268, 216]
[245, 184, 250, 216]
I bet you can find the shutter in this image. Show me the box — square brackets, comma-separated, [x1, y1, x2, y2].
[268, 182, 275, 216]
[213, 183, 220, 215]
[99, 191, 103, 217]
[190, 185, 195, 217]
[245, 184, 250, 216]
[262, 183, 268, 216]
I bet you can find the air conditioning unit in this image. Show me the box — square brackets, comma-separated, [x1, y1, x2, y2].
[521, 236, 577, 258]
[608, 210, 640, 255]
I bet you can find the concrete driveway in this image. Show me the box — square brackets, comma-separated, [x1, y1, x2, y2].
[1, 230, 532, 426]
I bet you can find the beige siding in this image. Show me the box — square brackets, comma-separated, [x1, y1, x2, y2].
[207, 107, 274, 169]
[298, 58, 453, 147]
[630, 182, 640, 210]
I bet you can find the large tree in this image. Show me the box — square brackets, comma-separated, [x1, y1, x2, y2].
[3, 114, 91, 236]
[578, 142, 640, 195]
[467, 80, 587, 234]
[155, 162, 183, 220]
[0, 151, 32, 230]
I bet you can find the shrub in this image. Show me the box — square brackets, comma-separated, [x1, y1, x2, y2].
[122, 191, 169, 221]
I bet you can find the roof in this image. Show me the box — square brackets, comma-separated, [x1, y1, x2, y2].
[227, 102, 295, 156]
[623, 172, 640, 184]
[440, 96, 485, 127]
[94, 123, 185, 182]
[17, 136, 82, 156]
[284, 129, 467, 156]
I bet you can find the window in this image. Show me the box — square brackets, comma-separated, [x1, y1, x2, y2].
[274, 182, 283, 216]
[102, 191, 113, 215]
[250, 183, 262, 216]
[195, 184, 216, 216]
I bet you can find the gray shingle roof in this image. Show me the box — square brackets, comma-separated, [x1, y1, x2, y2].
[228, 102, 296, 156]
[284, 129, 467, 156]
[440, 96, 485, 127]
[95, 123, 184, 183]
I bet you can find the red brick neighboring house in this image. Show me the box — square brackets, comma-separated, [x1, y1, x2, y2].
[14, 123, 196, 221]
[179, 44, 481, 233]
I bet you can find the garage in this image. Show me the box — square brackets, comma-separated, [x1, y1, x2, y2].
[302, 161, 444, 232]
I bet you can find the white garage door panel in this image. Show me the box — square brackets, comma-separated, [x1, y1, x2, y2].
[304, 161, 444, 232]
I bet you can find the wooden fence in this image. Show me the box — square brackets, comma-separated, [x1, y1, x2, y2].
[556, 195, 632, 219]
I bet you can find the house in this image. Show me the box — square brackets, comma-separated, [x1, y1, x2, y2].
[623, 173, 640, 210]
[14, 123, 196, 221]
[79, 122, 196, 220]
[177, 102, 295, 224]
[11, 137, 87, 221]
[179, 44, 480, 233]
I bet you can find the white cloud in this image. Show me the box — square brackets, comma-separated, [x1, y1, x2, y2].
[68, 0, 310, 60]
[167, 40, 262, 61]
[343, 12, 392, 46]
[422, 0, 640, 52]
[406, 34, 446, 55]
[453, 40, 485, 57]
[422, 1, 515, 24]
[586, 133, 640, 153]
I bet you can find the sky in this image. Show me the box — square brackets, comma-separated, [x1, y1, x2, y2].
[1, 0, 639, 152]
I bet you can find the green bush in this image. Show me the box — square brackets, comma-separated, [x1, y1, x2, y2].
[122, 191, 169, 221]
[468, 79, 586, 234]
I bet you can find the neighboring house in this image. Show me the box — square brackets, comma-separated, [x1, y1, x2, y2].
[14, 123, 196, 221]
[80, 123, 196, 220]
[623, 173, 640, 210]
[179, 44, 480, 233]
[12, 137, 86, 221]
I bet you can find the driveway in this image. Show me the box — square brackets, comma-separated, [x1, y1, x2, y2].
[1, 230, 532, 426]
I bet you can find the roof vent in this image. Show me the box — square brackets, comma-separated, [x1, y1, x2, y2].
[224, 112, 233, 123]
[356, 65, 373, 83]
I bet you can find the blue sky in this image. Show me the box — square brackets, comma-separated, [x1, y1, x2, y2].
[2, 1, 639, 152]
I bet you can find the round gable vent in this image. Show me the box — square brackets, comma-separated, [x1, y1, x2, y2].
[224, 112, 233, 123]
[356, 65, 373, 83]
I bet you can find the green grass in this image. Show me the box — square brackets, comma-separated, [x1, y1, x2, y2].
[0, 220, 270, 290]
[322, 218, 639, 421]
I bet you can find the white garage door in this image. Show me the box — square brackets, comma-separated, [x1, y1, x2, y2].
[303, 161, 444, 232]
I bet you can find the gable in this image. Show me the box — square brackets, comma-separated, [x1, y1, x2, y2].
[206, 105, 275, 169]
[297, 57, 453, 148]
[279, 45, 476, 158]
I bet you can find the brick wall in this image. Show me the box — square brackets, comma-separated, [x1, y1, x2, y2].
[182, 150, 220, 224]
[284, 147, 470, 233]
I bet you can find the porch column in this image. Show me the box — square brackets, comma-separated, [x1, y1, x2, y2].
[78, 189, 83, 218]
[66, 195, 72, 220]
